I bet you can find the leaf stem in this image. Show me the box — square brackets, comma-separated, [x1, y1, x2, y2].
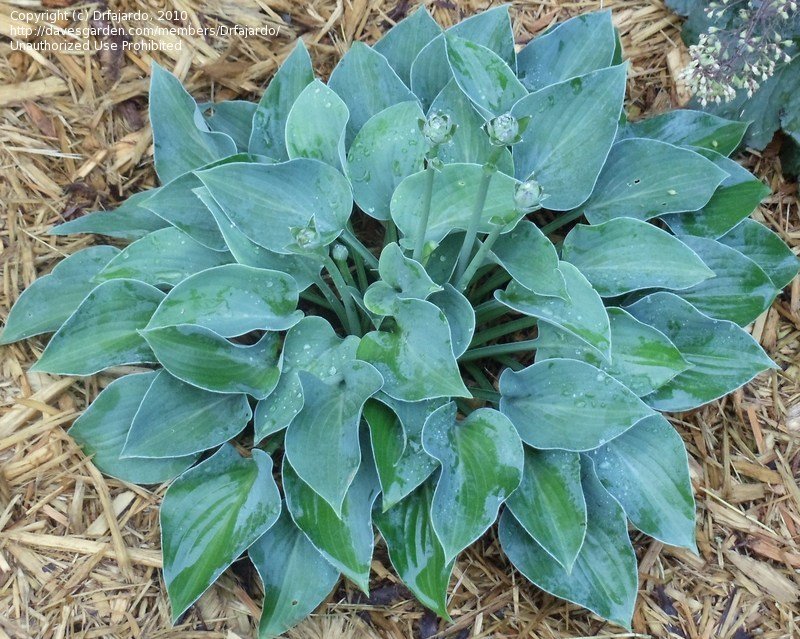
[300, 290, 333, 310]
[468, 387, 501, 403]
[470, 316, 538, 347]
[413, 166, 436, 262]
[312, 273, 350, 331]
[455, 398, 476, 416]
[539, 209, 585, 236]
[496, 354, 524, 372]
[460, 339, 538, 362]
[384, 220, 398, 247]
[353, 250, 369, 292]
[463, 362, 494, 391]
[471, 269, 512, 303]
[474, 299, 509, 324]
[342, 229, 379, 270]
[455, 225, 502, 292]
[454, 146, 503, 283]
[323, 255, 362, 336]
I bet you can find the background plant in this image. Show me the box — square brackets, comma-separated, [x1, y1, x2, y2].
[1, 6, 797, 636]
[669, 0, 800, 173]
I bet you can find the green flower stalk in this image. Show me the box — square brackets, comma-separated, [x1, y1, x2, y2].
[413, 111, 455, 261]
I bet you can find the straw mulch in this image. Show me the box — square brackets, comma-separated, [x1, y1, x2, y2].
[0, 0, 798, 637]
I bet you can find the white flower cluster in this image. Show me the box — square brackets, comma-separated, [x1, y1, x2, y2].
[681, 0, 797, 106]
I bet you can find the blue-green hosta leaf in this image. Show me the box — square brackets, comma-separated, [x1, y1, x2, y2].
[611, 28, 628, 65]
[142, 326, 280, 399]
[448, 5, 515, 69]
[410, 36, 452, 112]
[588, 413, 696, 550]
[499, 358, 655, 451]
[328, 42, 416, 146]
[428, 80, 514, 174]
[612, 29, 624, 65]
[285, 361, 383, 515]
[496, 261, 611, 359]
[357, 298, 469, 401]
[362, 285, 419, 320]
[391, 163, 521, 249]
[283, 443, 380, 593]
[535, 308, 691, 398]
[49, 190, 169, 240]
[149, 63, 237, 183]
[662, 148, 770, 238]
[377, 242, 441, 297]
[161, 445, 281, 621]
[364, 397, 440, 511]
[373, 6, 442, 87]
[197, 159, 353, 254]
[68, 372, 199, 484]
[374, 480, 454, 620]
[285, 80, 349, 170]
[626, 292, 775, 411]
[410, 7, 517, 112]
[203, 100, 257, 151]
[424, 233, 464, 286]
[428, 284, 474, 359]
[423, 403, 523, 563]
[561, 218, 714, 296]
[142, 169, 227, 251]
[499, 459, 637, 629]
[506, 447, 586, 571]
[675, 236, 777, 326]
[143, 154, 274, 252]
[445, 35, 526, 119]
[249, 41, 314, 158]
[516, 10, 617, 92]
[194, 186, 321, 291]
[490, 221, 567, 299]
[619, 109, 748, 156]
[347, 286, 383, 330]
[511, 65, 627, 209]
[363, 242, 441, 315]
[718, 219, 799, 289]
[248, 508, 340, 639]
[1, 246, 119, 345]
[121, 370, 252, 458]
[347, 101, 427, 221]
[146, 265, 302, 336]
[31, 280, 163, 375]
[95, 228, 232, 287]
[254, 316, 359, 441]
[578, 139, 728, 224]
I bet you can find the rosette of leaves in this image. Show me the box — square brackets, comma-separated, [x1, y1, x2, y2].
[2, 6, 797, 635]
[667, 0, 800, 173]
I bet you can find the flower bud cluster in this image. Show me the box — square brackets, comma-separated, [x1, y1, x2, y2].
[514, 178, 544, 212]
[421, 111, 456, 146]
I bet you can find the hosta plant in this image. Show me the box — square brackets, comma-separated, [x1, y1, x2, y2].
[3, 6, 798, 635]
